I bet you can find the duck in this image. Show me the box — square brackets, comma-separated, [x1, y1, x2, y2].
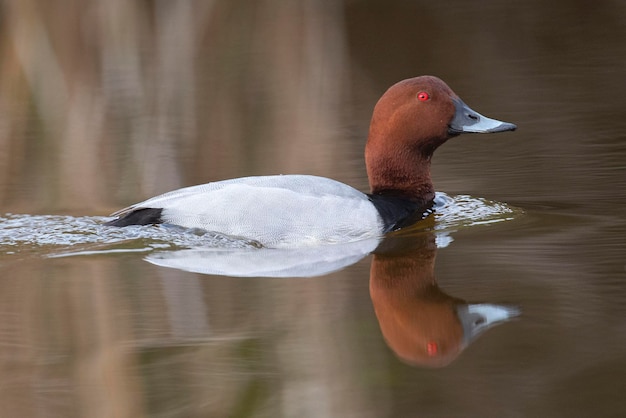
[106, 76, 516, 248]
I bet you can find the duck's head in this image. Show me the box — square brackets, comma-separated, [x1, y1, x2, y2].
[365, 76, 516, 201]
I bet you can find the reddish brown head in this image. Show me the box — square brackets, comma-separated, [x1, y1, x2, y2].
[365, 76, 516, 202]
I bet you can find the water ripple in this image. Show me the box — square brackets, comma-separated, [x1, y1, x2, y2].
[433, 192, 520, 231]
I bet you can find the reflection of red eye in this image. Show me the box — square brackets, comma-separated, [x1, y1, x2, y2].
[417, 92, 430, 101]
[427, 341, 438, 356]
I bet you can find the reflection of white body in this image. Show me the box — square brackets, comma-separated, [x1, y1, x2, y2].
[113, 175, 384, 248]
[145, 230, 454, 278]
[146, 238, 381, 277]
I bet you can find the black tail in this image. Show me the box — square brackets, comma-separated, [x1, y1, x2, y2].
[105, 208, 164, 226]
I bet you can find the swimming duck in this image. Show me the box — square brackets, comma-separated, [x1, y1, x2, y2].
[106, 76, 516, 247]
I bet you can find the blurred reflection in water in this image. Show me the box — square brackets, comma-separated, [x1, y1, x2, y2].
[371, 232, 519, 368]
[0, 230, 519, 418]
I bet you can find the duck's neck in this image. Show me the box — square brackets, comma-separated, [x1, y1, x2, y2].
[365, 137, 438, 232]
[365, 141, 436, 203]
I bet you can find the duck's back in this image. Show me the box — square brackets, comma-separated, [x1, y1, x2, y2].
[109, 175, 383, 248]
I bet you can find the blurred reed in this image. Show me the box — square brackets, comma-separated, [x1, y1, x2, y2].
[0, 0, 350, 213]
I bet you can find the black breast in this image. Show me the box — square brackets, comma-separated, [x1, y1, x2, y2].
[367, 194, 433, 233]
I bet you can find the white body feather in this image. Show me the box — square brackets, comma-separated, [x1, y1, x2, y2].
[113, 175, 384, 248]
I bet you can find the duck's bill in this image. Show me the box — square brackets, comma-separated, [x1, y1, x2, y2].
[448, 98, 517, 134]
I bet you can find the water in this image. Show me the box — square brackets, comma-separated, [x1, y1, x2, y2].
[1, 1, 626, 417]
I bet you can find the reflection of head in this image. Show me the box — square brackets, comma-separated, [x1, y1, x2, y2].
[370, 232, 519, 368]
[370, 261, 465, 367]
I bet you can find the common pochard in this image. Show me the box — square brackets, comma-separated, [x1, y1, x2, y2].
[106, 76, 516, 247]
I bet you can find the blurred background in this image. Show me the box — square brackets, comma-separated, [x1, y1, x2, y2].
[1, 0, 626, 417]
[5, 0, 624, 215]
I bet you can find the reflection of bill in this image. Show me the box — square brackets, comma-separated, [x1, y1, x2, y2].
[370, 232, 519, 368]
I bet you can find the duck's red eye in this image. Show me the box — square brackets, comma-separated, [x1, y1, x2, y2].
[417, 92, 430, 101]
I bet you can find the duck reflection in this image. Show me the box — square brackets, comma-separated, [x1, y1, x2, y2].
[144, 230, 519, 367]
[371, 232, 519, 367]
